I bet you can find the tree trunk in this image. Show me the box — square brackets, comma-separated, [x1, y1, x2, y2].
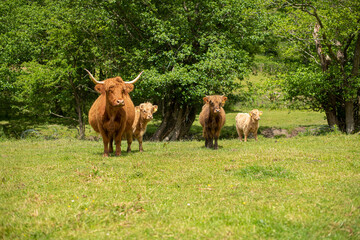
[325, 110, 338, 128]
[345, 101, 354, 133]
[69, 75, 86, 139]
[151, 100, 196, 141]
[324, 93, 339, 128]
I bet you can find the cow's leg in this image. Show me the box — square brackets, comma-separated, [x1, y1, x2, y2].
[214, 137, 219, 150]
[208, 137, 214, 148]
[126, 130, 132, 153]
[244, 130, 248, 142]
[254, 131, 258, 141]
[213, 129, 220, 149]
[239, 131, 243, 141]
[236, 127, 243, 141]
[99, 128, 110, 157]
[138, 135, 144, 152]
[203, 127, 209, 148]
[109, 136, 114, 153]
[102, 137, 110, 157]
[206, 127, 214, 148]
[114, 133, 122, 156]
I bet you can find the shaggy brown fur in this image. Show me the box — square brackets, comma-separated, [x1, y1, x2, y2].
[88, 74, 140, 157]
[132, 102, 158, 152]
[199, 95, 227, 149]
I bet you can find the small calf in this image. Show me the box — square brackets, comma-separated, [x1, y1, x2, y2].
[199, 95, 227, 149]
[235, 109, 263, 142]
[132, 102, 158, 152]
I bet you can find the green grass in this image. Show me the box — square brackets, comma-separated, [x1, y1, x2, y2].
[1, 135, 359, 239]
[1, 108, 359, 239]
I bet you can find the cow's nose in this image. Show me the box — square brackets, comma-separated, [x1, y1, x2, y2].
[214, 109, 220, 113]
[117, 100, 125, 105]
[147, 115, 153, 119]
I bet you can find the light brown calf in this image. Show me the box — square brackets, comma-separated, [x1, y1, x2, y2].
[235, 109, 263, 142]
[132, 102, 158, 152]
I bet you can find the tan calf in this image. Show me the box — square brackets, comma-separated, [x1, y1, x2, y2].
[235, 109, 263, 142]
[132, 102, 158, 152]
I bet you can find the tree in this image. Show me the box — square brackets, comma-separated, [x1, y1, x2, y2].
[100, 0, 268, 140]
[0, 0, 110, 138]
[271, 0, 360, 133]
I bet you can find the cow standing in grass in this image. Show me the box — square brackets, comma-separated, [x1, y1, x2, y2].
[85, 69, 143, 157]
[132, 102, 158, 152]
[235, 109, 263, 142]
[199, 95, 227, 149]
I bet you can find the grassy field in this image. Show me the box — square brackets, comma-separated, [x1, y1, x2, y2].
[1, 109, 359, 239]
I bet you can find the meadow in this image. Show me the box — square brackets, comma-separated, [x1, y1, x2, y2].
[0, 109, 359, 239]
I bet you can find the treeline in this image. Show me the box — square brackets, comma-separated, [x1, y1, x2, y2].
[1, 0, 360, 139]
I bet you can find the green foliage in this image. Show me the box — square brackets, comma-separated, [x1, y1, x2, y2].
[269, 0, 360, 131]
[0, 0, 272, 138]
[122, 0, 267, 109]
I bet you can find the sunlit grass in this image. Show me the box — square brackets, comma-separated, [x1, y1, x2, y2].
[1, 133, 359, 239]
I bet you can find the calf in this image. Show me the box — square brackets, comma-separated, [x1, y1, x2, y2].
[199, 95, 227, 149]
[235, 109, 263, 142]
[132, 102, 158, 152]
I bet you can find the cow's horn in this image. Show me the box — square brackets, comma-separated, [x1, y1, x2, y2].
[84, 69, 104, 84]
[125, 71, 144, 84]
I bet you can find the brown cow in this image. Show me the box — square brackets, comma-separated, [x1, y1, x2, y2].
[85, 69, 143, 157]
[132, 102, 158, 152]
[199, 95, 227, 149]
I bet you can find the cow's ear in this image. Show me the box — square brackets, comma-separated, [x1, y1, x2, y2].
[125, 83, 134, 93]
[222, 96, 227, 105]
[135, 106, 140, 112]
[259, 111, 263, 116]
[140, 104, 145, 110]
[203, 96, 209, 103]
[95, 84, 105, 94]
[153, 105, 158, 113]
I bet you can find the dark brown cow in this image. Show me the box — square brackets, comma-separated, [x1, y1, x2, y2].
[199, 95, 227, 149]
[85, 69, 143, 157]
[132, 102, 158, 152]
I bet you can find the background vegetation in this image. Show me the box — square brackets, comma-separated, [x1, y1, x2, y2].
[2, 0, 359, 139]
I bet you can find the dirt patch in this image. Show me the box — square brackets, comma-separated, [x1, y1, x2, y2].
[261, 127, 307, 138]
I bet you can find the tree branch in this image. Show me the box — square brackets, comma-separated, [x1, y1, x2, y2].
[352, 31, 360, 76]
[50, 111, 77, 122]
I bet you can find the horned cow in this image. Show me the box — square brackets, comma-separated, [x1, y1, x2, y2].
[86, 69, 143, 157]
[199, 95, 227, 149]
[132, 102, 158, 152]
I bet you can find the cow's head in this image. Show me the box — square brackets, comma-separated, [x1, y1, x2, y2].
[203, 95, 227, 114]
[85, 69, 143, 107]
[249, 109, 263, 121]
[136, 102, 158, 121]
